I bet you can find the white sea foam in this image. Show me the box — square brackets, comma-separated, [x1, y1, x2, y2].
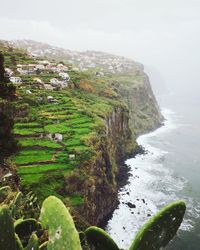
[106, 108, 200, 250]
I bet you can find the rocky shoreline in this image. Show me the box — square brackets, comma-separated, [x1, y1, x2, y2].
[98, 121, 164, 229]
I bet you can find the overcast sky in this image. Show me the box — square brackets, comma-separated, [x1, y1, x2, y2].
[1, 0, 200, 96]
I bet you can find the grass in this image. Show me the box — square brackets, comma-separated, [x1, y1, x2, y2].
[14, 127, 44, 135]
[14, 149, 55, 165]
[19, 138, 62, 149]
[1, 45, 126, 205]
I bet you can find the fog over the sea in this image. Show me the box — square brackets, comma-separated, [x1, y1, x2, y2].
[1, 0, 200, 97]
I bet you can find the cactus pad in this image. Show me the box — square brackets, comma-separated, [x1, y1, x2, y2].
[0, 186, 11, 202]
[0, 205, 17, 250]
[85, 226, 120, 250]
[25, 233, 39, 250]
[15, 218, 40, 246]
[40, 196, 82, 250]
[10, 191, 22, 217]
[129, 200, 186, 250]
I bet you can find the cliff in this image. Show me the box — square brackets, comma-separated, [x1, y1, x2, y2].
[0, 41, 163, 228]
[113, 72, 163, 136]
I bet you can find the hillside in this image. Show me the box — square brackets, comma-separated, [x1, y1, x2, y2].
[0, 40, 163, 226]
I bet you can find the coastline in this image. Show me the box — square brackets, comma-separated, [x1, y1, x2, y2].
[98, 119, 164, 229]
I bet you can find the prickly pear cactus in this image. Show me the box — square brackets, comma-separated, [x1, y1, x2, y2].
[40, 196, 82, 250]
[15, 233, 24, 250]
[0, 186, 11, 201]
[0, 205, 17, 250]
[129, 200, 186, 250]
[15, 218, 40, 246]
[10, 191, 22, 217]
[85, 226, 120, 250]
[25, 233, 39, 250]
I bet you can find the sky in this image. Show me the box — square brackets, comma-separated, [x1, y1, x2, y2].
[1, 0, 200, 97]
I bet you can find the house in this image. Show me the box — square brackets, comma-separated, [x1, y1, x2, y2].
[50, 78, 60, 86]
[26, 90, 32, 94]
[69, 154, 75, 160]
[5, 68, 13, 77]
[33, 78, 43, 84]
[59, 72, 70, 81]
[95, 71, 104, 77]
[35, 64, 45, 70]
[57, 64, 69, 72]
[47, 96, 57, 103]
[9, 77, 22, 83]
[38, 60, 50, 65]
[59, 81, 68, 88]
[54, 133, 63, 142]
[43, 84, 54, 91]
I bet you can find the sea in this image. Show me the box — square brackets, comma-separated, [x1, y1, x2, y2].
[106, 92, 200, 250]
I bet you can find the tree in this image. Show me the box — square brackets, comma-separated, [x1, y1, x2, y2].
[0, 52, 16, 99]
[0, 101, 18, 163]
[0, 52, 18, 164]
[0, 52, 5, 83]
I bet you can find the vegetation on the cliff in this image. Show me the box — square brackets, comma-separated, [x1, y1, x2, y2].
[0, 41, 162, 227]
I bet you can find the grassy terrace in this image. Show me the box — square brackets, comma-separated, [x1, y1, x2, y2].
[1, 44, 124, 206]
[13, 89, 97, 203]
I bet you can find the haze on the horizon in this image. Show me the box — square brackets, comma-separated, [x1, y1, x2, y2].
[1, 0, 200, 97]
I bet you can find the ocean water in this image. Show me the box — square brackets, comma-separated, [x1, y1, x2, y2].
[106, 94, 200, 250]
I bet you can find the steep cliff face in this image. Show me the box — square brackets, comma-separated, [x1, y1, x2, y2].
[77, 73, 163, 226]
[113, 72, 163, 136]
[78, 106, 135, 225]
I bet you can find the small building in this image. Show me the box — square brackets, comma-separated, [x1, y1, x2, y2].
[33, 78, 43, 84]
[43, 84, 54, 91]
[95, 71, 104, 77]
[57, 64, 69, 72]
[60, 81, 68, 88]
[54, 133, 63, 142]
[47, 96, 57, 103]
[59, 72, 70, 81]
[9, 76, 22, 83]
[50, 78, 60, 86]
[26, 90, 32, 94]
[69, 154, 75, 160]
[35, 64, 45, 70]
[5, 68, 13, 77]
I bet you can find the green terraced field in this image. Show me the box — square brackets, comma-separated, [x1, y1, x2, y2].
[13, 91, 98, 205]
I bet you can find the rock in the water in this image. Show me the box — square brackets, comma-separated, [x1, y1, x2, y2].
[127, 202, 136, 208]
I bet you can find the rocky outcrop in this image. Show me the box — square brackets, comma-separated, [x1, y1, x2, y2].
[77, 72, 163, 226]
[77, 106, 135, 225]
[114, 72, 163, 136]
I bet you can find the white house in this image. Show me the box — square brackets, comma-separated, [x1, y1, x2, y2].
[9, 77, 22, 83]
[60, 81, 68, 88]
[59, 72, 70, 81]
[33, 78, 43, 84]
[26, 90, 32, 94]
[57, 64, 69, 72]
[95, 71, 104, 77]
[35, 64, 45, 70]
[5, 68, 13, 77]
[50, 78, 60, 86]
[54, 133, 63, 142]
[47, 96, 57, 103]
[43, 84, 54, 91]
[69, 154, 75, 160]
